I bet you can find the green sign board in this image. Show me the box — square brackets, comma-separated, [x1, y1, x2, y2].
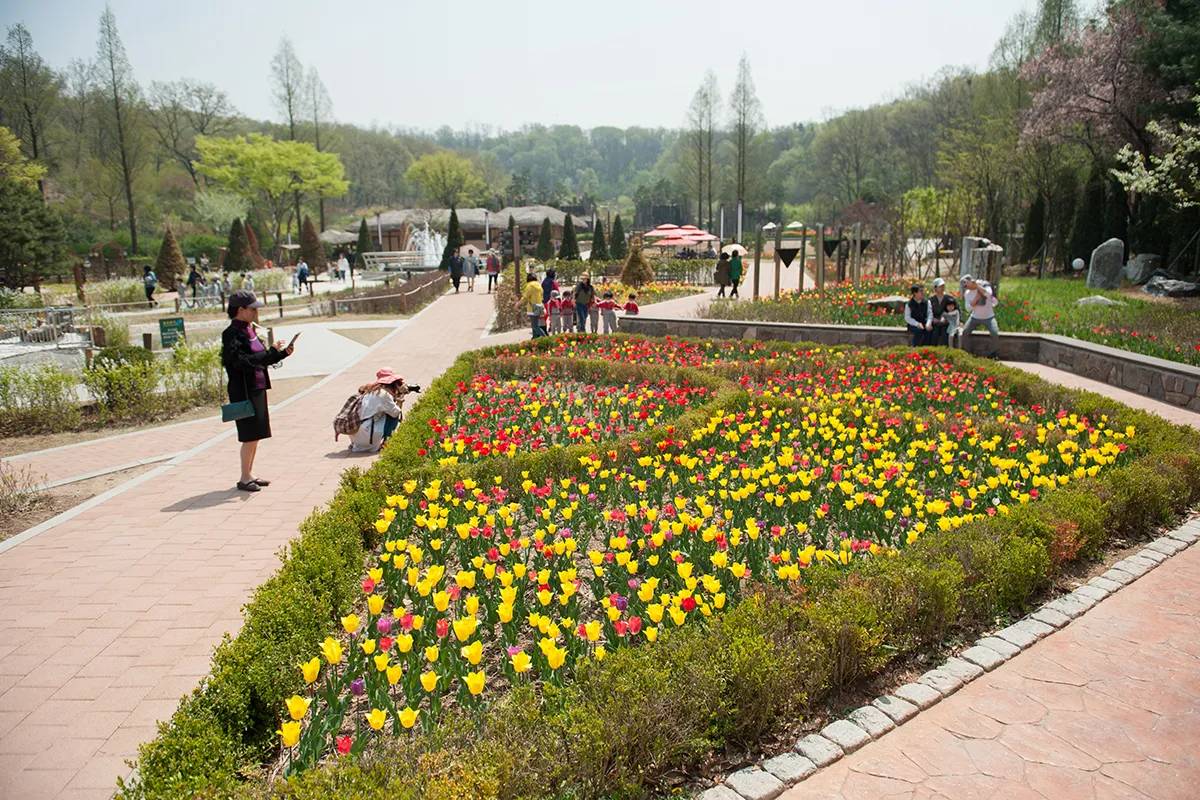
[159, 317, 186, 348]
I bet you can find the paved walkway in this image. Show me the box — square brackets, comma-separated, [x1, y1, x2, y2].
[0, 289, 525, 799]
[784, 541, 1200, 800]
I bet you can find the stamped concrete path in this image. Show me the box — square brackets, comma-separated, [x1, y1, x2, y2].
[783, 541, 1200, 800]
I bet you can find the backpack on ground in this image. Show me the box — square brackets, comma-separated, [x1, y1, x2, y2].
[333, 392, 365, 440]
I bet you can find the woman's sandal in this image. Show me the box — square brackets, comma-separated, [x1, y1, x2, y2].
[237, 480, 261, 492]
[253, 478, 271, 486]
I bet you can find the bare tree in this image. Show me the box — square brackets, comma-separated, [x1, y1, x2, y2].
[60, 59, 94, 170]
[270, 36, 305, 237]
[305, 67, 335, 229]
[700, 71, 720, 231]
[94, 4, 145, 254]
[0, 23, 60, 194]
[1034, 0, 1080, 50]
[728, 54, 763, 223]
[685, 85, 706, 227]
[147, 79, 235, 186]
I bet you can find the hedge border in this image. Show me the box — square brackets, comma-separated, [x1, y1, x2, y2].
[119, 336, 1200, 799]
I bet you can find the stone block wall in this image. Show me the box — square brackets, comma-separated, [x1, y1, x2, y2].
[621, 316, 1200, 412]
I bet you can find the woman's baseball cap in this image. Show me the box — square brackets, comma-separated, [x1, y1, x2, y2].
[227, 289, 264, 315]
[933, 278, 946, 288]
[375, 368, 404, 386]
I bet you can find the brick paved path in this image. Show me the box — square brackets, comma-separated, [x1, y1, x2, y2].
[0, 290, 525, 799]
[783, 542, 1200, 800]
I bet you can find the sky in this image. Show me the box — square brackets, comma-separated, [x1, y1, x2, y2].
[3, 0, 1034, 133]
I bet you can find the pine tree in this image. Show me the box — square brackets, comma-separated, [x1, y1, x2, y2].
[559, 214, 580, 261]
[440, 207, 464, 268]
[300, 215, 327, 271]
[247, 209, 274, 263]
[590, 218, 610, 262]
[356, 218, 374, 254]
[610, 215, 628, 260]
[154, 225, 186, 280]
[244, 222, 266, 269]
[225, 218, 253, 273]
[1068, 170, 1107, 265]
[536, 217, 555, 260]
[1021, 195, 1046, 264]
[505, 214, 516, 265]
[620, 240, 654, 286]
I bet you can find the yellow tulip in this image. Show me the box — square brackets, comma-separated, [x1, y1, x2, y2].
[421, 670, 440, 692]
[399, 706, 418, 729]
[386, 664, 403, 685]
[452, 616, 477, 642]
[320, 637, 343, 665]
[460, 640, 483, 665]
[360, 638, 376, 655]
[277, 720, 301, 747]
[341, 614, 360, 634]
[367, 595, 384, 615]
[285, 695, 310, 721]
[425, 646, 439, 663]
[464, 670, 486, 695]
[366, 708, 387, 731]
[374, 652, 390, 672]
[396, 633, 413, 653]
[547, 646, 567, 670]
[299, 657, 320, 684]
[511, 650, 532, 673]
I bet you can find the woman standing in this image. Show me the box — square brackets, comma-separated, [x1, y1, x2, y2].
[728, 251, 743, 298]
[465, 250, 480, 292]
[222, 290, 295, 492]
[448, 248, 464, 293]
[485, 250, 501, 293]
[573, 272, 596, 333]
[715, 252, 731, 298]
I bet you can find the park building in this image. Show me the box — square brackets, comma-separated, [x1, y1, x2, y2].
[342, 205, 589, 253]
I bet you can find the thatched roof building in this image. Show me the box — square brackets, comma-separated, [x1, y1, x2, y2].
[346, 206, 588, 251]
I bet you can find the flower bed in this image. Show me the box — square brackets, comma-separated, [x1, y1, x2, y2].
[121, 335, 1200, 800]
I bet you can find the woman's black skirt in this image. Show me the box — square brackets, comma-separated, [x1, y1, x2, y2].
[235, 388, 271, 442]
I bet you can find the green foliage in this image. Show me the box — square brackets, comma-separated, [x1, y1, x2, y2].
[1021, 194, 1046, 263]
[154, 227, 186, 279]
[0, 169, 66, 289]
[179, 234, 228, 262]
[404, 151, 484, 207]
[504, 215, 515, 265]
[299, 215, 326, 271]
[620, 243, 654, 286]
[589, 218, 609, 261]
[225, 218, 253, 274]
[83, 357, 160, 419]
[355, 218, 373, 255]
[192, 190, 249, 234]
[536, 217, 554, 261]
[1068, 168, 1106, 263]
[439, 207, 464, 269]
[558, 213, 580, 260]
[609, 214, 628, 260]
[0, 362, 80, 430]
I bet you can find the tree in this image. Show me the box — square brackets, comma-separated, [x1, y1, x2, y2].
[305, 68, 335, 229]
[1034, 0, 1081, 49]
[505, 214, 516, 265]
[270, 36, 305, 236]
[300, 214, 326, 272]
[1114, 93, 1200, 210]
[0, 23, 59, 193]
[620, 243, 654, 286]
[356, 218, 374, 255]
[610, 214, 628, 260]
[94, 5, 145, 254]
[1139, 0, 1200, 123]
[225, 218, 252, 273]
[1068, 168, 1107, 263]
[0, 153, 63, 289]
[147, 79, 235, 186]
[192, 190, 248, 234]
[440, 206, 464, 269]
[728, 54, 763, 224]
[406, 151, 485, 207]
[1021, 194, 1046, 263]
[559, 214, 580, 260]
[155, 225, 186, 279]
[0, 125, 46, 189]
[243, 219, 266, 269]
[590, 218, 610, 262]
[937, 116, 1018, 243]
[536, 217, 555, 260]
[194, 133, 348, 262]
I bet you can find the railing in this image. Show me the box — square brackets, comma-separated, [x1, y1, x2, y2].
[0, 307, 94, 352]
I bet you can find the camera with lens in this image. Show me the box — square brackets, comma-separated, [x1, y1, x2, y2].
[406, 383, 421, 394]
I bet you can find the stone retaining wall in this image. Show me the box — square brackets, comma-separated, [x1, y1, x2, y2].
[621, 316, 1200, 412]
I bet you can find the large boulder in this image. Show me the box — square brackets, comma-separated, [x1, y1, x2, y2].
[1143, 275, 1200, 298]
[1124, 253, 1160, 285]
[1086, 238, 1125, 290]
[867, 295, 909, 314]
[1076, 295, 1125, 307]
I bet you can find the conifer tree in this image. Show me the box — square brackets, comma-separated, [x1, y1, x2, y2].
[155, 225, 186, 280]
[300, 215, 327, 271]
[1068, 169, 1106, 265]
[559, 214, 580, 261]
[536, 217, 555, 260]
[610, 214, 628, 260]
[589, 218, 610, 262]
[620, 240, 654, 286]
[243, 222, 266, 269]
[225, 218, 253, 273]
[505, 214, 516, 265]
[440, 207, 464, 268]
[1021, 195, 1046, 264]
[356, 218, 374, 254]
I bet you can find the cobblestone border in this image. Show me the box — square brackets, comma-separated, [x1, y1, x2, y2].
[697, 519, 1200, 800]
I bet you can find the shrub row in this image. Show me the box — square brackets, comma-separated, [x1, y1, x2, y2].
[120, 337, 1200, 800]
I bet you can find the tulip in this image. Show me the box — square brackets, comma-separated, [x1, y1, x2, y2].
[366, 708, 387, 731]
[460, 640, 483, 665]
[277, 720, 301, 748]
[368, 595, 384, 615]
[386, 664, 403, 685]
[360, 638, 376, 655]
[374, 652, 390, 672]
[341, 614, 360, 634]
[320, 637, 343, 665]
[511, 650, 532, 673]
[350, 677, 366, 697]
[421, 671, 439, 692]
[299, 657, 320, 684]
[285, 694, 311, 721]
[464, 670, 486, 695]
[336, 734, 353, 755]
[425, 646, 439, 663]
[399, 706, 418, 729]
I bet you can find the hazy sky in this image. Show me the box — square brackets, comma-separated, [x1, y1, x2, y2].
[3, 0, 1033, 133]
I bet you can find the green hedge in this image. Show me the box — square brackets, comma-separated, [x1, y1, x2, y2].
[120, 338, 1200, 799]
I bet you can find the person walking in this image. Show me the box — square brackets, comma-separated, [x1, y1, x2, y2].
[541, 268, 558, 304]
[485, 250, 501, 293]
[729, 251, 743, 298]
[520, 273, 546, 339]
[186, 265, 202, 302]
[337, 252, 350, 283]
[465, 250, 480, 291]
[243, 272, 255, 294]
[296, 259, 309, 292]
[347, 368, 413, 453]
[221, 290, 295, 492]
[573, 272, 596, 333]
[448, 248, 464, 293]
[960, 274, 1000, 357]
[143, 265, 158, 308]
[715, 252, 732, 298]
[904, 284, 933, 346]
[929, 277, 954, 347]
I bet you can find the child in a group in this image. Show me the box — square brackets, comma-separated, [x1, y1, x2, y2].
[599, 291, 619, 334]
[623, 293, 639, 316]
[549, 290, 563, 334]
[942, 296, 961, 348]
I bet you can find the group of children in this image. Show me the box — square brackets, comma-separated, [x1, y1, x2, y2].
[543, 289, 639, 334]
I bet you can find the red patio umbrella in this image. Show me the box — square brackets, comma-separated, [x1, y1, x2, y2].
[652, 236, 696, 247]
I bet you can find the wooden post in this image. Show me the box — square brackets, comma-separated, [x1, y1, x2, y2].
[174, 297, 181, 313]
[278, 292, 284, 319]
[816, 226, 826, 301]
[330, 292, 337, 317]
[142, 332, 153, 351]
[799, 225, 808, 292]
[512, 225, 522, 286]
[73, 262, 86, 304]
[267, 327, 275, 347]
[752, 225, 763, 299]
[773, 224, 782, 300]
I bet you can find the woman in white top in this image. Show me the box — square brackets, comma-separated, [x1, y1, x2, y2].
[349, 368, 413, 452]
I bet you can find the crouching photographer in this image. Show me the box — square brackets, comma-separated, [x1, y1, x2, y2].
[334, 368, 421, 453]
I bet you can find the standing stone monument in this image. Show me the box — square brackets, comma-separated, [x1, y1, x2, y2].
[1124, 253, 1161, 285]
[1086, 238, 1124, 290]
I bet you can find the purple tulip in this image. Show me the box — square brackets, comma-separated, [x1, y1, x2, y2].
[614, 596, 628, 612]
[350, 678, 365, 697]
[376, 617, 392, 635]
